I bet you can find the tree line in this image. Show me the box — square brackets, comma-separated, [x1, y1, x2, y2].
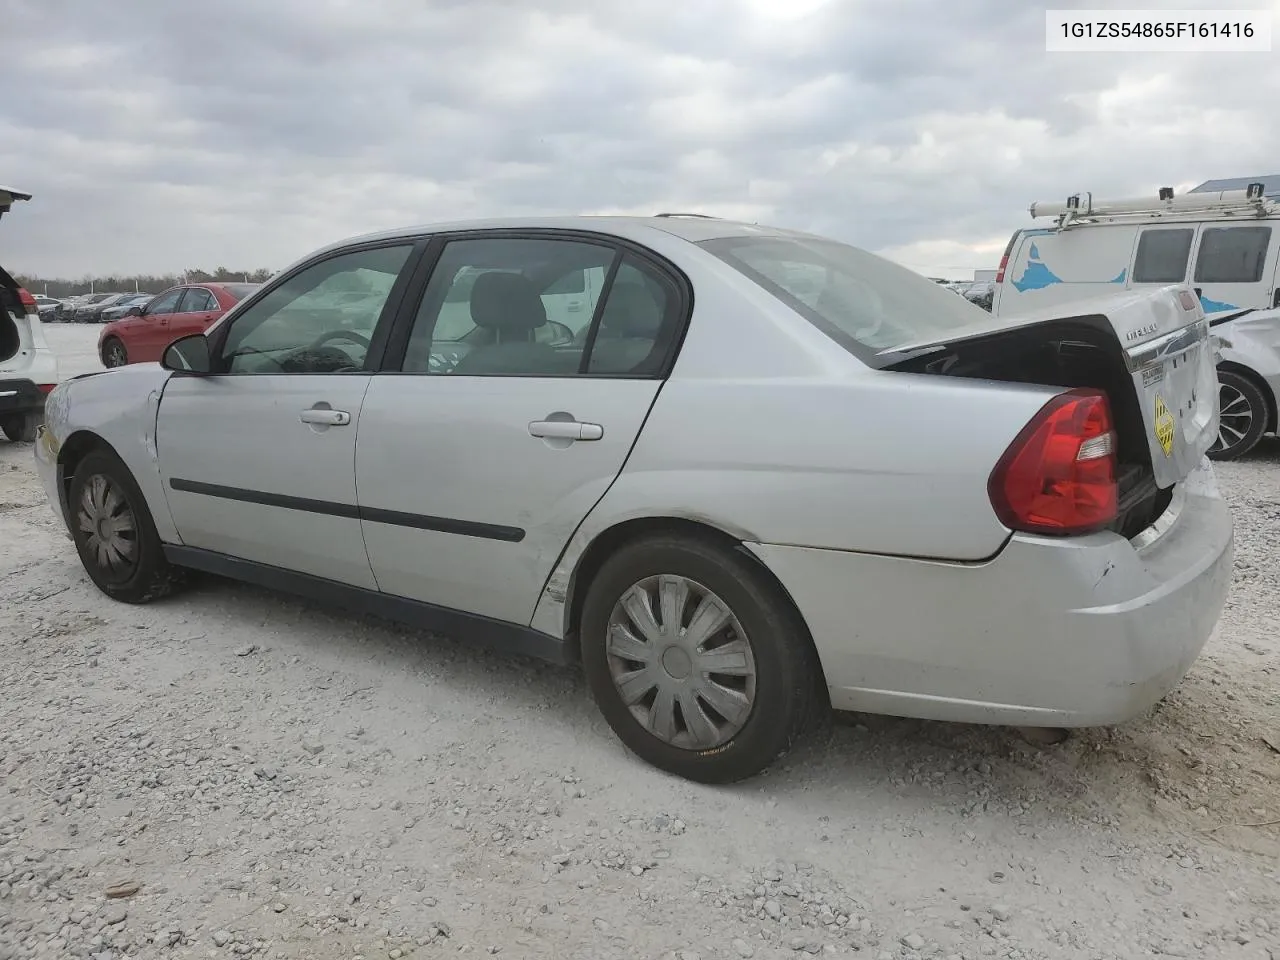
[14, 267, 275, 299]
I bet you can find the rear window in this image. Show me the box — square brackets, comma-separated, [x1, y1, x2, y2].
[699, 235, 987, 359]
[1194, 226, 1272, 283]
[1132, 229, 1193, 283]
[222, 283, 261, 302]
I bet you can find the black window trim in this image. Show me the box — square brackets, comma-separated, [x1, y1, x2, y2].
[201, 237, 432, 377]
[1193, 224, 1273, 285]
[375, 227, 695, 381]
[1131, 226, 1195, 285]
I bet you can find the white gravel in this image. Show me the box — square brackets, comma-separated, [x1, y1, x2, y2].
[1, 325, 1278, 960]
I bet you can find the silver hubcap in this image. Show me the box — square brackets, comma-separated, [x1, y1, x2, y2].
[77, 474, 138, 575]
[1212, 382, 1254, 453]
[605, 574, 757, 750]
[105, 343, 126, 367]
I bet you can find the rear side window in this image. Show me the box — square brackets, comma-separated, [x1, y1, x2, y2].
[1194, 226, 1272, 283]
[700, 235, 986, 360]
[1132, 229, 1193, 283]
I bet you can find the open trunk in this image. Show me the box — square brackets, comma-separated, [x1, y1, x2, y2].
[1, 278, 22, 365]
[881, 286, 1218, 541]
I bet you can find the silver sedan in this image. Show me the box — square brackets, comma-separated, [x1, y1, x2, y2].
[34, 215, 1233, 782]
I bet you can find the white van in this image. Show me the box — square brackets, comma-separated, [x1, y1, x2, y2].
[992, 183, 1280, 460]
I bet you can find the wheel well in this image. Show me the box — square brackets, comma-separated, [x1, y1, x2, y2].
[55, 430, 117, 522]
[1218, 361, 1277, 432]
[563, 516, 828, 692]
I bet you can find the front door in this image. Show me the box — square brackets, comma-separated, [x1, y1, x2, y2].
[355, 233, 685, 625]
[168, 287, 222, 342]
[1190, 222, 1279, 313]
[131, 287, 184, 362]
[155, 243, 418, 587]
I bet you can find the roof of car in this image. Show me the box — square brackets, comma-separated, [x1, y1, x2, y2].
[316, 215, 820, 257]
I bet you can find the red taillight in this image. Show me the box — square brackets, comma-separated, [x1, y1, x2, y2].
[17, 288, 39, 317]
[994, 253, 1009, 284]
[37, 383, 56, 394]
[988, 389, 1118, 536]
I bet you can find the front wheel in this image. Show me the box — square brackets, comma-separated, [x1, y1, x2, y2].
[68, 449, 184, 603]
[101, 337, 129, 368]
[1209, 369, 1269, 461]
[580, 534, 819, 783]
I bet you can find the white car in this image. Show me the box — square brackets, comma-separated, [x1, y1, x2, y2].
[34, 215, 1233, 782]
[1, 184, 59, 443]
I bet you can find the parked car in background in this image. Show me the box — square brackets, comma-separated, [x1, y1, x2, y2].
[98, 282, 260, 367]
[993, 180, 1280, 460]
[52, 297, 86, 323]
[0, 183, 58, 442]
[33, 294, 61, 318]
[70, 293, 120, 323]
[78, 293, 136, 324]
[96, 293, 152, 324]
[40, 214, 1232, 783]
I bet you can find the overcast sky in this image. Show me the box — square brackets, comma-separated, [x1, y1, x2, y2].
[3, 0, 1279, 281]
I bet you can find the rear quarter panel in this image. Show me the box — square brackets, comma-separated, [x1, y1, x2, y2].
[41, 365, 180, 542]
[1216, 307, 1280, 429]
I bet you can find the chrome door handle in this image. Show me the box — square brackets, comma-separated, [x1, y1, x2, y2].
[528, 420, 603, 441]
[300, 408, 351, 426]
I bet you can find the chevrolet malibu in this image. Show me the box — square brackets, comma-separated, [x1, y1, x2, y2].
[34, 216, 1234, 783]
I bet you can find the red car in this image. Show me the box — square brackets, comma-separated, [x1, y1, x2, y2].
[98, 282, 260, 368]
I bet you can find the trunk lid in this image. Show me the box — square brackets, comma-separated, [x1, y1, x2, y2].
[881, 284, 1218, 491]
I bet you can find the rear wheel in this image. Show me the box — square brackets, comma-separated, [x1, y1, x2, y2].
[0, 413, 38, 443]
[68, 449, 183, 603]
[1209, 369, 1268, 461]
[580, 534, 818, 783]
[102, 337, 128, 368]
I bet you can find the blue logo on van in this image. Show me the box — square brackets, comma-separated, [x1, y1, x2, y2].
[1199, 293, 1238, 313]
[1011, 244, 1063, 291]
[1011, 243, 1129, 292]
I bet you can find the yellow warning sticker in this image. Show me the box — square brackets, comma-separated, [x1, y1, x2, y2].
[1154, 394, 1175, 458]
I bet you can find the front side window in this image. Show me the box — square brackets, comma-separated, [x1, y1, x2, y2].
[220, 244, 413, 374]
[1195, 226, 1272, 283]
[700, 234, 987, 359]
[145, 289, 183, 315]
[1132, 229, 1193, 283]
[402, 237, 614, 376]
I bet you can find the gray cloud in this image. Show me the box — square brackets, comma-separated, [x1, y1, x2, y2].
[2, 0, 1279, 278]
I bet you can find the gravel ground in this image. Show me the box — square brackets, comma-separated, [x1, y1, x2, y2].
[1, 326, 1278, 960]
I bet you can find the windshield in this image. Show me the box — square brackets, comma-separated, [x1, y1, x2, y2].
[699, 234, 990, 360]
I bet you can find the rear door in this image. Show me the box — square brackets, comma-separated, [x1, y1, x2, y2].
[1189, 222, 1278, 313]
[355, 232, 686, 625]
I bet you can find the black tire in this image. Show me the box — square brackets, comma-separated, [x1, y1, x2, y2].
[0, 413, 38, 443]
[580, 534, 819, 783]
[68, 449, 184, 603]
[1209, 368, 1269, 461]
[102, 337, 128, 368]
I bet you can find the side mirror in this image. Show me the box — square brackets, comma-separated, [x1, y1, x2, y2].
[162, 334, 213, 374]
[126, 306, 143, 317]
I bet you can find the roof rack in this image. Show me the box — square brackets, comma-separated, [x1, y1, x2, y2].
[1029, 183, 1277, 229]
[653, 212, 721, 219]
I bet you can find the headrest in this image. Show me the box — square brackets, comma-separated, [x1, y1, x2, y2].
[601, 282, 663, 339]
[469, 272, 547, 333]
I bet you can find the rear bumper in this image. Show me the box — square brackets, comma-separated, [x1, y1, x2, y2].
[0, 378, 46, 416]
[749, 459, 1234, 728]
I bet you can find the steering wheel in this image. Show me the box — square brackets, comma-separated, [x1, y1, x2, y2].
[309, 330, 371, 351]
